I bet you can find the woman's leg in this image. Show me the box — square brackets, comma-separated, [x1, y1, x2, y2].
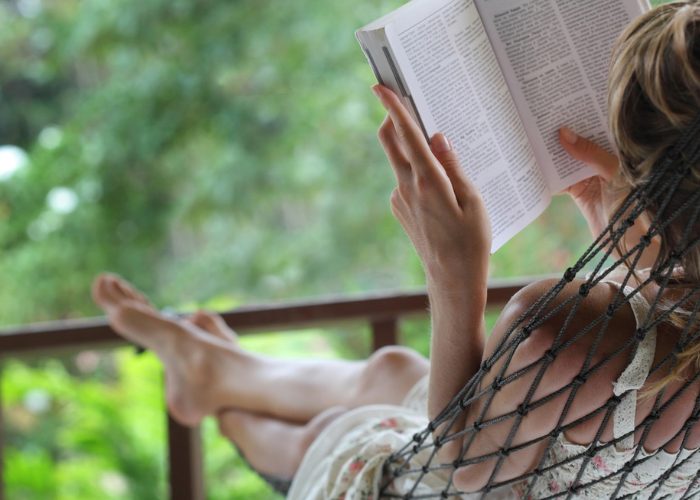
[93, 274, 429, 426]
[190, 309, 347, 481]
[217, 406, 347, 480]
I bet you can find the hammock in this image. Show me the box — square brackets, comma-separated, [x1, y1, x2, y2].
[381, 116, 700, 499]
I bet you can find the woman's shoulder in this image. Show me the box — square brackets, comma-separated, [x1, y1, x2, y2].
[482, 276, 638, 417]
[482, 275, 700, 451]
[489, 276, 637, 363]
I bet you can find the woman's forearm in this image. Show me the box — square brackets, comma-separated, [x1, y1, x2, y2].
[370, 85, 492, 420]
[427, 278, 487, 421]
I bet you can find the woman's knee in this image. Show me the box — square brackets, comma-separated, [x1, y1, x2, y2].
[364, 346, 429, 382]
[350, 346, 429, 407]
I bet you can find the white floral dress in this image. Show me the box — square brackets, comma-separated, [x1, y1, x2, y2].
[287, 283, 700, 499]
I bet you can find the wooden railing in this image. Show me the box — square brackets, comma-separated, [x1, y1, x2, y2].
[0, 278, 530, 500]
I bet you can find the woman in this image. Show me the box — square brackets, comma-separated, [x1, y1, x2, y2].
[93, 2, 700, 497]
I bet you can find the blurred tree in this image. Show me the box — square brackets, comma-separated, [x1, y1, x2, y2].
[0, 0, 416, 327]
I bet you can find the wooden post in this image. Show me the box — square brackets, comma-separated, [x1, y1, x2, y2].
[371, 317, 399, 352]
[166, 413, 204, 500]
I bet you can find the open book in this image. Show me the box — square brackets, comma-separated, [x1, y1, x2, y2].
[357, 0, 649, 252]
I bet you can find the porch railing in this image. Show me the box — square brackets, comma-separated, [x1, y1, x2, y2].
[0, 278, 530, 500]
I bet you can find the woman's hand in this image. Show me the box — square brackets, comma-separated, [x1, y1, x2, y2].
[558, 127, 619, 237]
[559, 127, 660, 268]
[373, 85, 492, 288]
[372, 86, 489, 446]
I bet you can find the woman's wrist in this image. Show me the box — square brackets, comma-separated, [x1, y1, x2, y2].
[427, 273, 488, 311]
[426, 258, 488, 289]
[425, 252, 488, 285]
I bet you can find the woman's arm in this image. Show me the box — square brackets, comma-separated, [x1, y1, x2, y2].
[372, 85, 491, 430]
[371, 94, 635, 490]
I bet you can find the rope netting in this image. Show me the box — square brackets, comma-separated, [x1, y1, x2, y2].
[381, 117, 700, 499]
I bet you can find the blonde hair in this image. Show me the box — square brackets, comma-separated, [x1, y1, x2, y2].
[608, 1, 700, 393]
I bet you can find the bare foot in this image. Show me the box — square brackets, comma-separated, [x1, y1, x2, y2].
[92, 273, 249, 426]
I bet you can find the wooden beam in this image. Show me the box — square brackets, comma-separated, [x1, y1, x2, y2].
[0, 279, 530, 357]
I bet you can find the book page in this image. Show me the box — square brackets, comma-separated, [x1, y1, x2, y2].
[475, 0, 648, 192]
[381, 0, 550, 252]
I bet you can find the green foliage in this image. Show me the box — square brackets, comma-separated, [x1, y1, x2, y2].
[0, 0, 415, 327]
[3, 351, 167, 499]
[2, 333, 343, 499]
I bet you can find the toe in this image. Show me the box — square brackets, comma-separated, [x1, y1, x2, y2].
[204, 312, 233, 335]
[91, 274, 106, 306]
[189, 311, 216, 334]
[93, 273, 155, 318]
[112, 278, 132, 300]
[104, 275, 126, 303]
[190, 310, 237, 341]
[92, 273, 120, 309]
[114, 277, 151, 305]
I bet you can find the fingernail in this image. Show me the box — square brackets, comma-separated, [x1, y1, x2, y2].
[432, 133, 452, 153]
[372, 85, 383, 99]
[560, 127, 579, 144]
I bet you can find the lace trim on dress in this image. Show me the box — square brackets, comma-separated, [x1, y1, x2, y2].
[610, 284, 658, 452]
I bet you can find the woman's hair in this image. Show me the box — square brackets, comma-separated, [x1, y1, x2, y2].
[608, 1, 700, 391]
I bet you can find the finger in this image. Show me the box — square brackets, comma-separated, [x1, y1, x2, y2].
[378, 115, 412, 185]
[390, 188, 411, 220]
[559, 128, 618, 181]
[374, 86, 459, 201]
[438, 420, 466, 466]
[373, 85, 439, 176]
[390, 190, 417, 242]
[430, 133, 471, 208]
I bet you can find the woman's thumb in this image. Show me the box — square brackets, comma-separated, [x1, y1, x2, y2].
[559, 127, 618, 181]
